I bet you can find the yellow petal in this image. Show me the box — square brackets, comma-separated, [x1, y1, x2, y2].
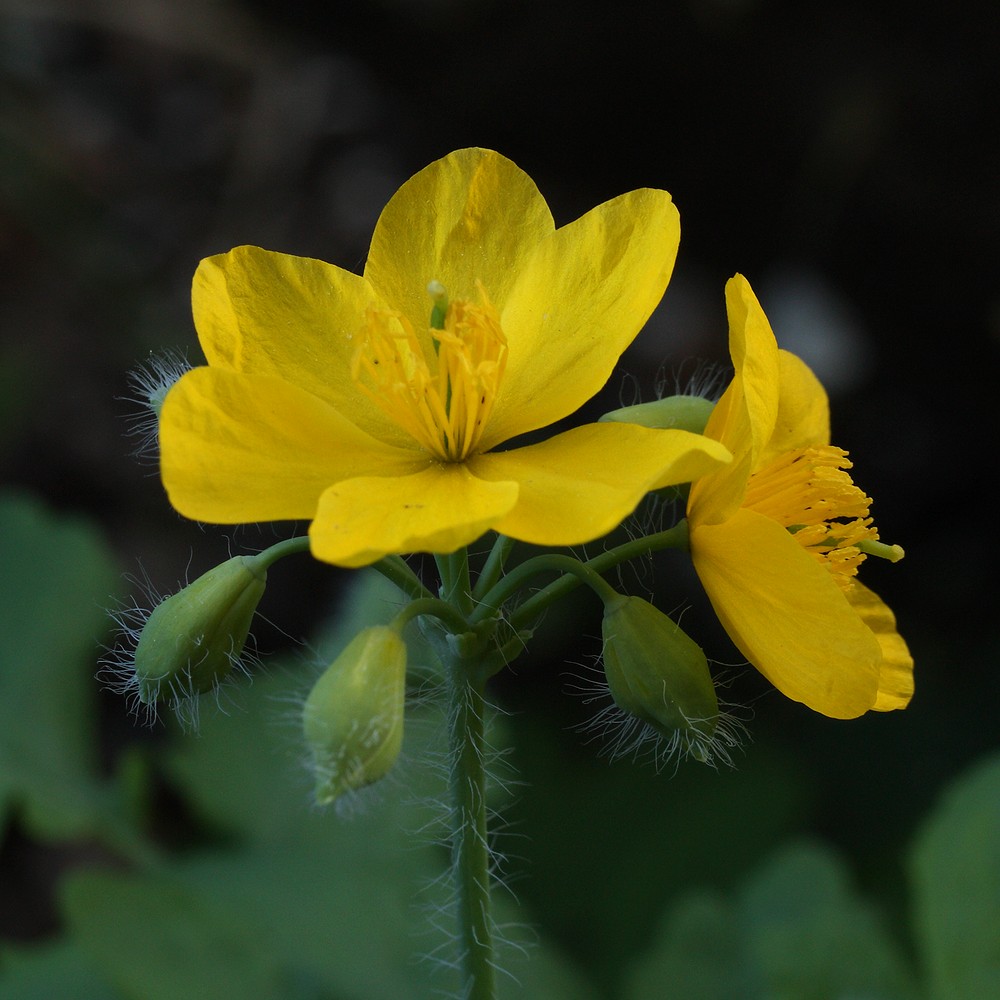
[192, 246, 410, 447]
[364, 148, 555, 331]
[687, 275, 781, 526]
[845, 581, 914, 711]
[757, 350, 831, 465]
[688, 375, 755, 526]
[482, 187, 681, 448]
[309, 465, 520, 568]
[724, 275, 781, 466]
[469, 424, 729, 546]
[691, 509, 881, 718]
[160, 367, 424, 523]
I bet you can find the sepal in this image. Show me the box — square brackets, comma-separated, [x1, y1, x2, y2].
[600, 394, 715, 434]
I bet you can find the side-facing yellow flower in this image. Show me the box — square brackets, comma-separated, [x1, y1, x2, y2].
[686, 275, 913, 719]
[160, 148, 729, 567]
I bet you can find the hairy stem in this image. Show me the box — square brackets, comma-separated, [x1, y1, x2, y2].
[446, 656, 496, 1000]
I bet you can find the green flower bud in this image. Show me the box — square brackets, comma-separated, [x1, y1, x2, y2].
[602, 596, 718, 758]
[600, 394, 715, 435]
[303, 625, 407, 805]
[134, 555, 266, 705]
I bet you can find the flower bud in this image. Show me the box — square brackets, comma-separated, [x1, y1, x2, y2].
[600, 394, 715, 435]
[303, 625, 407, 805]
[602, 596, 718, 755]
[134, 555, 266, 705]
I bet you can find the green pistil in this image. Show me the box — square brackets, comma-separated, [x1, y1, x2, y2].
[427, 279, 448, 330]
[857, 538, 906, 562]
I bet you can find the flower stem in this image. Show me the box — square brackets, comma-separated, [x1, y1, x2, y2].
[445, 654, 496, 1000]
[472, 520, 691, 628]
[247, 534, 312, 571]
[472, 533, 517, 603]
[437, 550, 474, 616]
[372, 554, 435, 601]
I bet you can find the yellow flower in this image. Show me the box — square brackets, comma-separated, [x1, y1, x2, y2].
[160, 148, 729, 567]
[686, 275, 913, 719]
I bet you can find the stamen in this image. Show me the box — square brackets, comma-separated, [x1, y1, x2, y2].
[351, 284, 508, 462]
[744, 445, 886, 587]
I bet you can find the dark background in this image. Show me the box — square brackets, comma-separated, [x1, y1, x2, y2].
[2, 0, 998, 987]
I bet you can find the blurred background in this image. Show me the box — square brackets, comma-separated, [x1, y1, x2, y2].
[1, 0, 998, 996]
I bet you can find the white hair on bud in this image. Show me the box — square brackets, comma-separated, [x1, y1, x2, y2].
[655, 356, 729, 403]
[98, 563, 259, 731]
[564, 653, 750, 773]
[121, 349, 192, 466]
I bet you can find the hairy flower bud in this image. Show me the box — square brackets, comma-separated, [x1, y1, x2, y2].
[602, 596, 718, 756]
[134, 556, 266, 706]
[303, 625, 407, 805]
[600, 394, 715, 435]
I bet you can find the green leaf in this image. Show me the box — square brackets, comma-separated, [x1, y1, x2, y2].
[625, 891, 756, 1000]
[0, 940, 120, 999]
[739, 842, 917, 1000]
[626, 842, 917, 1000]
[911, 750, 1000, 1000]
[0, 491, 120, 838]
[509, 719, 810, 989]
[62, 871, 287, 1000]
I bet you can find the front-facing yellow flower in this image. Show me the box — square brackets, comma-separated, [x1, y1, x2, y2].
[160, 149, 730, 567]
[686, 275, 913, 719]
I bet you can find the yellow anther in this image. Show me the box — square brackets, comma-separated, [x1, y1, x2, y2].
[744, 445, 884, 588]
[352, 284, 507, 462]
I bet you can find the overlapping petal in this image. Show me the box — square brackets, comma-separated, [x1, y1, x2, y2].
[469, 424, 730, 546]
[161, 367, 425, 523]
[758, 350, 830, 464]
[192, 247, 411, 447]
[364, 148, 555, 329]
[845, 582, 915, 711]
[688, 275, 780, 526]
[309, 465, 520, 568]
[483, 188, 680, 447]
[692, 509, 882, 718]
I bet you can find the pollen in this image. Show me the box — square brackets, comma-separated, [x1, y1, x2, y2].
[351, 283, 508, 462]
[742, 445, 879, 587]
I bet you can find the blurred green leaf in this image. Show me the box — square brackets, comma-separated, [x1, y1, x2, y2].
[626, 841, 917, 1000]
[0, 491, 120, 838]
[510, 718, 811, 990]
[62, 871, 287, 1000]
[739, 843, 917, 1000]
[0, 940, 119, 1000]
[625, 891, 755, 1000]
[911, 750, 1000, 1000]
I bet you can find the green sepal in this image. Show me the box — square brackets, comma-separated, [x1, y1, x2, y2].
[600, 395, 715, 435]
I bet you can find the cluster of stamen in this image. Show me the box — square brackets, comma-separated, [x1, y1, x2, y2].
[351, 284, 508, 462]
[742, 446, 878, 588]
